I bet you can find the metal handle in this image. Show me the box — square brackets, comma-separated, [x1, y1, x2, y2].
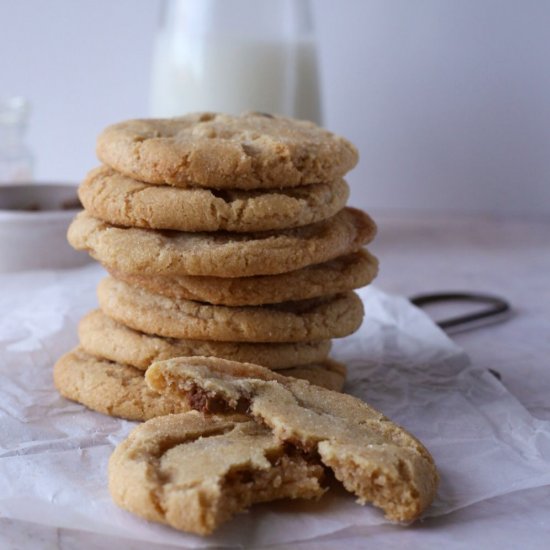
[409, 291, 511, 331]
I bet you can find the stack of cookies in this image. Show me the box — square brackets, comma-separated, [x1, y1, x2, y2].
[52, 113, 440, 536]
[54, 112, 379, 422]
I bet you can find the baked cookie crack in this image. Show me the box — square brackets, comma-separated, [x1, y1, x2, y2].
[146, 357, 439, 522]
[109, 412, 326, 535]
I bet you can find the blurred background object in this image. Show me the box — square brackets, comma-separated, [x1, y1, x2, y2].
[0, 183, 88, 272]
[0, 0, 549, 216]
[151, 0, 321, 123]
[0, 97, 34, 183]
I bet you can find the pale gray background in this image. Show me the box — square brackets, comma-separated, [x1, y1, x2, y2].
[1, 0, 549, 215]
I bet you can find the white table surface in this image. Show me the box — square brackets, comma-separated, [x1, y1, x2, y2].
[1, 211, 549, 549]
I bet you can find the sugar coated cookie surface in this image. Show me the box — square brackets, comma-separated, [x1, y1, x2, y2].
[146, 357, 439, 522]
[53, 348, 346, 421]
[68, 207, 376, 278]
[109, 249, 378, 306]
[97, 112, 358, 189]
[53, 348, 190, 421]
[97, 277, 364, 343]
[79, 166, 349, 232]
[278, 360, 347, 392]
[79, 310, 332, 370]
[109, 412, 326, 535]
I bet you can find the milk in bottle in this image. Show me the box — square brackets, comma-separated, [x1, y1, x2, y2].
[150, 0, 322, 124]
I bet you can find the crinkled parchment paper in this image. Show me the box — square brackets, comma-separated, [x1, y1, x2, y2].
[1, 265, 549, 548]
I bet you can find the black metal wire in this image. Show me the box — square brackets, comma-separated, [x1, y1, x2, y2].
[409, 292, 511, 330]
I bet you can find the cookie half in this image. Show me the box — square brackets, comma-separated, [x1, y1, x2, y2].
[79, 310, 332, 371]
[109, 412, 326, 535]
[68, 207, 375, 278]
[79, 166, 349, 232]
[96, 112, 358, 189]
[110, 249, 378, 306]
[98, 277, 364, 342]
[54, 349, 347, 421]
[146, 357, 439, 522]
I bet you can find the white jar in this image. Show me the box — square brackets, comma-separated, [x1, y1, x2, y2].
[150, 0, 322, 124]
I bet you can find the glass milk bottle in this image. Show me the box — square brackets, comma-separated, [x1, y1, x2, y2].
[150, 0, 322, 124]
[0, 97, 34, 183]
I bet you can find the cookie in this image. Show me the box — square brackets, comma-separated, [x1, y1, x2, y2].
[281, 360, 346, 392]
[109, 411, 326, 535]
[53, 348, 189, 421]
[53, 349, 347, 421]
[110, 249, 378, 306]
[79, 310, 332, 371]
[68, 207, 375, 278]
[98, 277, 364, 342]
[146, 357, 439, 522]
[79, 166, 349, 233]
[96, 112, 358, 190]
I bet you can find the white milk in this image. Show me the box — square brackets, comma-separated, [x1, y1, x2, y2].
[150, 33, 321, 123]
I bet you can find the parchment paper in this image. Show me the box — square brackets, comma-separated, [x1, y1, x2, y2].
[1, 264, 549, 548]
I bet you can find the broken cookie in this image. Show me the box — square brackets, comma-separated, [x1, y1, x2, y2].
[108, 411, 325, 535]
[146, 356, 439, 522]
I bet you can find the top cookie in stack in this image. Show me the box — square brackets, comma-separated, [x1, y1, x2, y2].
[95, 111, 358, 190]
[58, 112, 378, 421]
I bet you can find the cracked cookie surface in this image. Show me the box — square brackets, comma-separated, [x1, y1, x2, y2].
[53, 347, 190, 421]
[96, 112, 358, 189]
[146, 357, 439, 522]
[68, 207, 376, 278]
[79, 166, 349, 232]
[53, 349, 346, 421]
[109, 249, 378, 306]
[97, 277, 364, 343]
[79, 310, 332, 370]
[108, 411, 326, 535]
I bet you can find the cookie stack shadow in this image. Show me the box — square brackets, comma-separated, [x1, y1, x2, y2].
[54, 112, 379, 422]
